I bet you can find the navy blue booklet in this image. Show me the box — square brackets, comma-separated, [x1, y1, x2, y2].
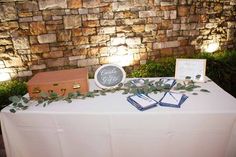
[127, 93, 158, 111]
[159, 92, 188, 108]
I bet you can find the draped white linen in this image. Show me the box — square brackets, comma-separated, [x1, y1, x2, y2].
[1, 78, 236, 157]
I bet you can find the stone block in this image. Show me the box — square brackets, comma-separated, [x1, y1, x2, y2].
[205, 23, 217, 29]
[33, 16, 43, 21]
[178, 6, 190, 17]
[49, 51, 64, 58]
[83, 20, 100, 27]
[78, 8, 89, 14]
[30, 64, 46, 70]
[38, 0, 67, 10]
[139, 11, 156, 18]
[73, 36, 89, 45]
[90, 35, 110, 44]
[0, 22, 19, 31]
[116, 26, 132, 33]
[19, 17, 32, 22]
[18, 12, 33, 18]
[145, 24, 157, 32]
[72, 48, 88, 56]
[69, 55, 86, 61]
[64, 15, 81, 29]
[46, 58, 69, 67]
[18, 71, 32, 77]
[87, 14, 100, 20]
[88, 8, 100, 14]
[126, 37, 141, 47]
[161, 20, 173, 29]
[30, 22, 46, 35]
[153, 40, 180, 49]
[72, 28, 82, 36]
[100, 20, 116, 26]
[0, 47, 6, 53]
[16, 1, 38, 11]
[82, 28, 96, 36]
[160, 48, 173, 57]
[38, 34, 57, 44]
[77, 58, 99, 67]
[132, 25, 145, 33]
[99, 26, 116, 34]
[0, 32, 10, 38]
[12, 37, 29, 49]
[31, 44, 50, 53]
[83, 0, 102, 8]
[4, 56, 24, 67]
[68, 0, 82, 8]
[99, 47, 108, 56]
[0, 39, 12, 45]
[18, 50, 31, 55]
[0, 3, 17, 22]
[115, 11, 138, 19]
[112, 2, 132, 11]
[214, 3, 223, 13]
[57, 30, 71, 42]
[111, 37, 126, 46]
[88, 47, 99, 57]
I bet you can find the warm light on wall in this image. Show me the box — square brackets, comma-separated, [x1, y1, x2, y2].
[0, 72, 11, 82]
[108, 46, 134, 66]
[109, 53, 134, 67]
[202, 40, 220, 53]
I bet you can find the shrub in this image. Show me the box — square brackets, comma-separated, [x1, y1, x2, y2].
[131, 57, 176, 77]
[0, 80, 27, 109]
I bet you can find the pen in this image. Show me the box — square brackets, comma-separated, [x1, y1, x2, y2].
[168, 92, 179, 103]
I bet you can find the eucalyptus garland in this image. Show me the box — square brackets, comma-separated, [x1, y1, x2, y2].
[8, 77, 210, 113]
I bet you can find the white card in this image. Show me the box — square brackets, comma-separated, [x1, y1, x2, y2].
[130, 94, 157, 108]
[160, 92, 183, 105]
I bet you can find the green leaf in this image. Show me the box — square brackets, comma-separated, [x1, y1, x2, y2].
[37, 99, 44, 104]
[43, 103, 47, 107]
[40, 92, 48, 98]
[65, 98, 72, 103]
[200, 89, 210, 93]
[22, 97, 29, 103]
[49, 92, 58, 99]
[22, 106, 28, 110]
[196, 75, 201, 79]
[118, 83, 123, 88]
[67, 92, 74, 98]
[18, 103, 23, 108]
[9, 96, 21, 103]
[185, 76, 191, 80]
[10, 109, 16, 113]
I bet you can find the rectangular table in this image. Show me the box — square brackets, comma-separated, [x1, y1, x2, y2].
[1, 78, 236, 157]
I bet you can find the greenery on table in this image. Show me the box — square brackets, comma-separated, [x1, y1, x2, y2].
[131, 50, 236, 97]
[8, 77, 210, 113]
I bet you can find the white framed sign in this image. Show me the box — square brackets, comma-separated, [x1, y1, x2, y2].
[175, 59, 206, 82]
[95, 64, 126, 89]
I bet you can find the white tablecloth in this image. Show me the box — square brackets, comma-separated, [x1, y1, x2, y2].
[1, 78, 236, 157]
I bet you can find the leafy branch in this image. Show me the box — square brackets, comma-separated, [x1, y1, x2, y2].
[8, 78, 210, 113]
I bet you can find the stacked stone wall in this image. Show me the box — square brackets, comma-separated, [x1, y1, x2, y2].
[0, 0, 235, 78]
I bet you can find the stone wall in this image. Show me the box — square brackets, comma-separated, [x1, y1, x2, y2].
[0, 0, 235, 79]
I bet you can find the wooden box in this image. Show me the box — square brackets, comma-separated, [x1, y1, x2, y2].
[27, 68, 89, 99]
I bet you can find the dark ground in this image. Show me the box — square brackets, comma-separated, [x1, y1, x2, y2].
[0, 134, 6, 157]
